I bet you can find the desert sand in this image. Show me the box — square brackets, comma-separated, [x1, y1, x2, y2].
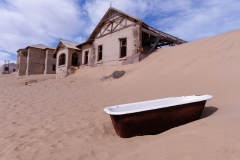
[1, 29, 240, 160]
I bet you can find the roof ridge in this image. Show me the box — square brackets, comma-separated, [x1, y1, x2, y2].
[60, 39, 78, 44]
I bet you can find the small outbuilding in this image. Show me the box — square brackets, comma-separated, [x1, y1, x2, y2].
[16, 44, 56, 76]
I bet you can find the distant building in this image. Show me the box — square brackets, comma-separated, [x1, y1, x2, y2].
[16, 44, 56, 76]
[1, 63, 16, 74]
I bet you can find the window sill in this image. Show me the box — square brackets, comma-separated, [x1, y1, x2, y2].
[119, 57, 127, 61]
[58, 65, 66, 67]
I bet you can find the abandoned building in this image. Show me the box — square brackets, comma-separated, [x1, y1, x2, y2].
[76, 7, 187, 66]
[16, 44, 56, 76]
[1, 63, 16, 74]
[53, 40, 81, 78]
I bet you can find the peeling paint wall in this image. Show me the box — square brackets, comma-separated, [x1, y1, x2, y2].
[132, 25, 141, 54]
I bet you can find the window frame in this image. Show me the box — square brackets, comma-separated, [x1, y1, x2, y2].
[119, 38, 127, 58]
[98, 45, 103, 61]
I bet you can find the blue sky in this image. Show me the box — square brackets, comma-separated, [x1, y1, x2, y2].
[0, 0, 240, 65]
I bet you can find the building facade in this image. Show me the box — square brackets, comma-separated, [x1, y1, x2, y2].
[16, 44, 56, 76]
[53, 40, 81, 78]
[1, 63, 16, 74]
[76, 7, 187, 67]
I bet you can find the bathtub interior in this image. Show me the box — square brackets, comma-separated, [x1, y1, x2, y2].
[104, 95, 213, 115]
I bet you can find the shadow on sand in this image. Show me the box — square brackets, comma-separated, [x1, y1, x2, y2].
[201, 106, 218, 119]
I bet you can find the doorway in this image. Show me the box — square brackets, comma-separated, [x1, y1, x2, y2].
[84, 51, 89, 65]
[72, 52, 78, 66]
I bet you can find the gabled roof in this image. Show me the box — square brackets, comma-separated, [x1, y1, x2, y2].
[60, 40, 80, 50]
[83, 7, 141, 45]
[77, 7, 187, 48]
[53, 39, 80, 54]
[26, 44, 48, 49]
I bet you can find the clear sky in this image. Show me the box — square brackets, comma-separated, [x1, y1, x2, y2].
[0, 0, 240, 65]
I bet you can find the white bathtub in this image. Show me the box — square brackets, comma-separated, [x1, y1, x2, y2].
[104, 95, 213, 138]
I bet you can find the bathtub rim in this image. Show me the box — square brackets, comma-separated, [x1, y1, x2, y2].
[104, 95, 213, 115]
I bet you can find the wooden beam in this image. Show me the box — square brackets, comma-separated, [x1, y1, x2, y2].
[101, 23, 112, 35]
[100, 13, 122, 24]
[112, 17, 125, 31]
[148, 37, 160, 54]
[142, 28, 159, 37]
[95, 24, 135, 40]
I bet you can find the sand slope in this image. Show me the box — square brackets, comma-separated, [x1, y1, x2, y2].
[1, 29, 240, 160]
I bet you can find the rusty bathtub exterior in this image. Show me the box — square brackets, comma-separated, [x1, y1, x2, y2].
[104, 95, 212, 138]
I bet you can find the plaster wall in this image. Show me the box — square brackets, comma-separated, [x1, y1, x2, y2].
[56, 48, 68, 77]
[17, 50, 28, 76]
[88, 24, 141, 66]
[44, 49, 56, 74]
[81, 44, 91, 66]
[26, 47, 46, 75]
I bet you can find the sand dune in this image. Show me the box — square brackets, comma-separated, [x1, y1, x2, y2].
[1, 29, 240, 160]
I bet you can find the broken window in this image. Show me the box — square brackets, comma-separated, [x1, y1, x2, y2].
[98, 45, 102, 61]
[52, 65, 56, 71]
[84, 51, 89, 65]
[4, 67, 9, 71]
[72, 52, 78, 66]
[23, 51, 28, 57]
[59, 53, 66, 66]
[120, 38, 127, 58]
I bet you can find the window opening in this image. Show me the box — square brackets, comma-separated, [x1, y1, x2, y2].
[72, 52, 78, 66]
[23, 51, 28, 57]
[98, 45, 102, 61]
[52, 65, 56, 71]
[59, 53, 66, 66]
[120, 38, 127, 58]
[4, 67, 9, 71]
[84, 51, 89, 65]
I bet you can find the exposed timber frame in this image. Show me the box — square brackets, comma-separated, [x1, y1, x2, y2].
[76, 7, 187, 55]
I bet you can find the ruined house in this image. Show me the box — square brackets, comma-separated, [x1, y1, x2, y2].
[16, 44, 56, 76]
[76, 7, 187, 66]
[53, 40, 81, 78]
[1, 63, 16, 74]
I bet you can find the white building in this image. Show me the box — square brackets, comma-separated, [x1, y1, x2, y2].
[1, 63, 17, 74]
